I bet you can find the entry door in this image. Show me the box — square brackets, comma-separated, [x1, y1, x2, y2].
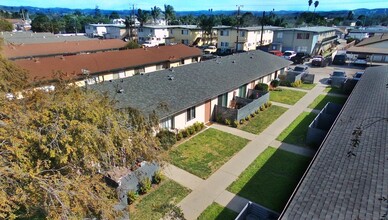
[204, 100, 211, 123]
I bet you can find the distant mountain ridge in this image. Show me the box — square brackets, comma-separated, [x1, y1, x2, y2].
[0, 5, 387, 17]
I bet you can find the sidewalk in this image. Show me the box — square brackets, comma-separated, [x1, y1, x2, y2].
[169, 83, 327, 219]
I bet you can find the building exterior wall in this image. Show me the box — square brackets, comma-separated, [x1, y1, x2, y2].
[172, 103, 206, 130]
[347, 32, 369, 40]
[138, 27, 169, 45]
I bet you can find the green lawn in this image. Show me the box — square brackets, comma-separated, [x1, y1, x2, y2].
[308, 94, 347, 110]
[239, 105, 287, 134]
[270, 89, 307, 105]
[299, 83, 317, 90]
[169, 128, 249, 179]
[227, 147, 311, 213]
[131, 180, 191, 220]
[276, 112, 317, 148]
[198, 203, 238, 220]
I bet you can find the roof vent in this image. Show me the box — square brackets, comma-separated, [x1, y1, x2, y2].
[232, 60, 236, 63]
[109, 80, 113, 82]
[169, 76, 174, 80]
[120, 79, 124, 82]
[250, 56, 253, 59]
[169, 68, 174, 72]
[117, 89, 124, 93]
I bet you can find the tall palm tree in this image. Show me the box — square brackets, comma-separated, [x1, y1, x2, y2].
[313, 1, 319, 13]
[150, 6, 161, 24]
[164, 4, 175, 25]
[308, 0, 313, 11]
[137, 9, 150, 26]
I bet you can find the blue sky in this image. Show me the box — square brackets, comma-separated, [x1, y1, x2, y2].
[1, 0, 388, 11]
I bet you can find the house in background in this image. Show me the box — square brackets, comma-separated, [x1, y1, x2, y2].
[13, 44, 202, 86]
[85, 24, 127, 38]
[214, 26, 280, 52]
[166, 25, 216, 46]
[137, 25, 170, 45]
[347, 33, 388, 63]
[91, 50, 291, 130]
[272, 26, 337, 55]
[346, 26, 388, 40]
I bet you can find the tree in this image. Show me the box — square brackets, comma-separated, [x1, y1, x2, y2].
[308, 0, 313, 11]
[164, 4, 175, 25]
[124, 40, 141, 49]
[0, 53, 161, 219]
[241, 12, 257, 27]
[94, 5, 102, 18]
[313, 1, 319, 13]
[151, 6, 161, 24]
[31, 13, 51, 32]
[0, 18, 13, 31]
[347, 11, 354, 20]
[109, 11, 120, 20]
[137, 9, 150, 26]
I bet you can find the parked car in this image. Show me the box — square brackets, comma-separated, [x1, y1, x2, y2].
[141, 41, 158, 47]
[268, 50, 283, 56]
[311, 55, 331, 67]
[353, 57, 368, 66]
[203, 45, 217, 54]
[352, 71, 364, 81]
[328, 70, 347, 85]
[290, 52, 310, 64]
[332, 54, 347, 65]
[282, 50, 296, 60]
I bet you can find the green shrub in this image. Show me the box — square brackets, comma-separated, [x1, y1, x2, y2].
[255, 109, 260, 114]
[270, 79, 280, 88]
[267, 101, 272, 107]
[224, 118, 231, 126]
[152, 170, 164, 184]
[260, 104, 266, 111]
[193, 122, 203, 132]
[216, 113, 223, 123]
[176, 131, 183, 141]
[127, 190, 138, 205]
[181, 129, 189, 138]
[232, 120, 239, 128]
[156, 129, 177, 150]
[199, 122, 205, 130]
[250, 113, 255, 118]
[187, 125, 195, 135]
[138, 178, 152, 195]
[245, 115, 251, 121]
[291, 80, 302, 87]
[240, 119, 245, 124]
[254, 83, 269, 91]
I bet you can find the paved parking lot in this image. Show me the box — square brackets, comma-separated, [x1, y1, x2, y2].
[290, 62, 367, 84]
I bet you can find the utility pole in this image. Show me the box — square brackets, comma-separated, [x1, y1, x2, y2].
[236, 5, 243, 52]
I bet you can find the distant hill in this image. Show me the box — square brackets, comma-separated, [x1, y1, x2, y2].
[0, 5, 387, 17]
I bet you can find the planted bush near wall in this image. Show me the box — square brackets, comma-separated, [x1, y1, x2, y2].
[138, 177, 152, 195]
[254, 83, 269, 91]
[156, 129, 177, 150]
[127, 190, 139, 205]
[152, 170, 165, 184]
[176, 122, 205, 141]
[291, 80, 302, 88]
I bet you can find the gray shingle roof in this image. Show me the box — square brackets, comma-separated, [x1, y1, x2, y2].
[280, 65, 388, 219]
[1, 32, 94, 45]
[91, 50, 291, 119]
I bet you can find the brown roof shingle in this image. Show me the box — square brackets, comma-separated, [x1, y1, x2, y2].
[13, 44, 202, 82]
[2, 39, 127, 59]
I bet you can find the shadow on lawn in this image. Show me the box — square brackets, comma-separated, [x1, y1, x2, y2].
[280, 112, 318, 148]
[312, 95, 347, 110]
[227, 148, 311, 214]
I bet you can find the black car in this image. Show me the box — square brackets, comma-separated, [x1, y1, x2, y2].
[290, 52, 310, 64]
[311, 55, 331, 67]
[332, 54, 346, 65]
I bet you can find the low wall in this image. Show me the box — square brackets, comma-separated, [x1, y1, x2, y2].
[235, 201, 279, 220]
[306, 103, 342, 147]
[285, 71, 303, 82]
[237, 92, 269, 121]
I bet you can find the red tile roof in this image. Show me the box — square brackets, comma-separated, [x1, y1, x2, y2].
[2, 39, 127, 59]
[13, 44, 202, 82]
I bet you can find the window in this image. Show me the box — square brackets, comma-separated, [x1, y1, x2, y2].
[239, 85, 247, 98]
[220, 42, 229, 47]
[277, 32, 283, 38]
[220, 30, 229, 36]
[170, 29, 173, 34]
[134, 67, 145, 74]
[157, 38, 161, 41]
[240, 31, 245, 37]
[187, 107, 196, 121]
[138, 28, 143, 32]
[181, 39, 189, 45]
[181, 30, 189, 35]
[218, 93, 228, 107]
[181, 59, 185, 65]
[297, 33, 310, 39]
[161, 117, 174, 129]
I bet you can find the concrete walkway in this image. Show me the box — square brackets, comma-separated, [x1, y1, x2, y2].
[165, 83, 328, 219]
